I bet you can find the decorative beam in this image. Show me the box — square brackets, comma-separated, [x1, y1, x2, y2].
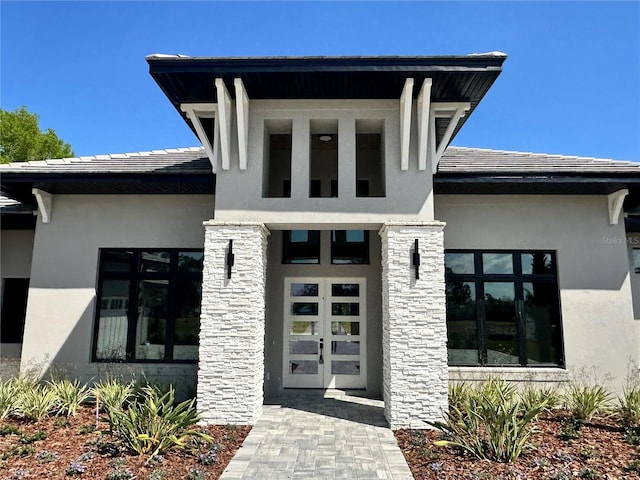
[431, 102, 471, 173]
[181, 104, 219, 172]
[234, 78, 249, 171]
[608, 188, 629, 225]
[32, 188, 53, 223]
[215, 78, 232, 171]
[416, 78, 432, 171]
[399, 78, 414, 170]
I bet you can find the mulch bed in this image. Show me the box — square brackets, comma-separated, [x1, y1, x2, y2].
[0, 406, 250, 479]
[396, 411, 640, 479]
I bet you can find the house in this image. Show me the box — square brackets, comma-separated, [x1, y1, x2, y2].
[1, 54, 639, 429]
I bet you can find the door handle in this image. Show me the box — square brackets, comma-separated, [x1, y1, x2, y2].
[319, 338, 324, 364]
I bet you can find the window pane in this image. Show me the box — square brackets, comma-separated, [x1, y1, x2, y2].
[331, 230, 369, 264]
[140, 251, 170, 273]
[173, 279, 200, 361]
[483, 253, 513, 274]
[95, 279, 130, 360]
[331, 321, 360, 335]
[291, 283, 318, 297]
[0, 278, 29, 344]
[136, 279, 168, 360]
[291, 302, 318, 316]
[521, 253, 553, 275]
[634, 250, 640, 274]
[332, 284, 360, 297]
[102, 251, 134, 273]
[290, 321, 319, 335]
[331, 361, 360, 375]
[178, 252, 203, 272]
[331, 303, 359, 316]
[290, 360, 318, 374]
[446, 281, 478, 364]
[445, 253, 475, 275]
[283, 230, 320, 264]
[484, 282, 519, 365]
[290, 340, 318, 354]
[331, 340, 360, 355]
[523, 282, 563, 365]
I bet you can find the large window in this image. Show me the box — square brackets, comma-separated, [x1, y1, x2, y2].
[93, 249, 203, 363]
[445, 250, 564, 367]
[1, 278, 29, 344]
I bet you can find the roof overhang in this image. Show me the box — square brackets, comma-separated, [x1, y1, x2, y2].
[147, 54, 507, 165]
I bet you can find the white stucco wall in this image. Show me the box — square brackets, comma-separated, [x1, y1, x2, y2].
[19, 194, 214, 393]
[214, 100, 435, 227]
[436, 195, 638, 391]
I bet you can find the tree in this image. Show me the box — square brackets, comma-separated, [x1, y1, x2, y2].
[0, 106, 74, 163]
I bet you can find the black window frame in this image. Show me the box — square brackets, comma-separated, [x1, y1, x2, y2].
[445, 249, 565, 368]
[331, 230, 370, 265]
[282, 230, 321, 264]
[92, 248, 203, 364]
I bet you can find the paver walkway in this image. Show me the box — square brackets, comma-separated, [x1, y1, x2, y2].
[220, 390, 414, 480]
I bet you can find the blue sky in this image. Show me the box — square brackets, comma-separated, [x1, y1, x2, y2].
[2, 1, 639, 161]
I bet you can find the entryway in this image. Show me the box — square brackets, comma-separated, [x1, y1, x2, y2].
[282, 277, 367, 389]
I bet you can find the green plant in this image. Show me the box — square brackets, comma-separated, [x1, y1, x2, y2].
[35, 450, 60, 462]
[0, 379, 19, 419]
[106, 468, 134, 480]
[430, 378, 548, 462]
[49, 378, 91, 416]
[1, 444, 35, 461]
[579, 467, 601, 479]
[448, 382, 471, 412]
[21, 430, 47, 444]
[187, 467, 205, 480]
[92, 378, 133, 414]
[65, 460, 86, 476]
[15, 383, 57, 420]
[559, 417, 582, 440]
[624, 460, 640, 472]
[149, 469, 167, 480]
[564, 384, 612, 423]
[617, 385, 640, 428]
[0, 424, 22, 436]
[521, 385, 560, 415]
[107, 385, 212, 458]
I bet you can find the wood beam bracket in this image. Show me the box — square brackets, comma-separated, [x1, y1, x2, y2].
[215, 78, 232, 171]
[32, 188, 53, 223]
[399, 78, 414, 170]
[234, 78, 250, 171]
[180, 103, 219, 172]
[430, 102, 471, 173]
[608, 188, 629, 225]
[416, 78, 432, 171]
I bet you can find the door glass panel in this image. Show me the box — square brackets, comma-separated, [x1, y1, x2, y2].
[482, 253, 513, 274]
[136, 279, 168, 360]
[484, 282, 518, 365]
[445, 253, 475, 274]
[173, 278, 200, 360]
[331, 340, 360, 355]
[290, 321, 319, 335]
[521, 253, 553, 275]
[331, 283, 360, 297]
[523, 282, 562, 365]
[446, 281, 478, 364]
[331, 303, 359, 316]
[291, 283, 319, 297]
[291, 302, 318, 315]
[331, 361, 360, 375]
[290, 360, 318, 374]
[290, 340, 318, 354]
[331, 321, 360, 335]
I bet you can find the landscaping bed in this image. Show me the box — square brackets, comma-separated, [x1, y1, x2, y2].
[397, 412, 639, 479]
[0, 406, 249, 480]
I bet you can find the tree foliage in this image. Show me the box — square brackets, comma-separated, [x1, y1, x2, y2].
[0, 106, 74, 163]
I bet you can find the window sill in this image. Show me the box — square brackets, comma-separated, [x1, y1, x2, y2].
[449, 366, 569, 384]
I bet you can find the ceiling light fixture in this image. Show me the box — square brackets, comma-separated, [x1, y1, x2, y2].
[319, 135, 333, 142]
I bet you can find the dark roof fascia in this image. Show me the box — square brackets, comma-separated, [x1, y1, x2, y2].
[147, 55, 506, 78]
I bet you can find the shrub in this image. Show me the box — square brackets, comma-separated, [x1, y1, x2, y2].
[430, 378, 548, 463]
[92, 378, 133, 414]
[35, 450, 60, 462]
[617, 386, 640, 428]
[107, 385, 212, 457]
[448, 382, 471, 413]
[20, 430, 47, 444]
[65, 461, 86, 476]
[15, 383, 57, 420]
[521, 385, 560, 415]
[49, 379, 91, 416]
[0, 380, 19, 419]
[565, 384, 612, 423]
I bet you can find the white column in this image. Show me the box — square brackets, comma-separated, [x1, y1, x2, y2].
[380, 222, 448, 429]
[197, 221, 270, 425]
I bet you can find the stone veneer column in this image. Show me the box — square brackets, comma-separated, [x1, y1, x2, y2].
[198, 221, 269, 425]
[380, 222, 448, 429]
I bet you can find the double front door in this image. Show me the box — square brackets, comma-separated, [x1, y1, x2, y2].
[283, 277, 366, 389]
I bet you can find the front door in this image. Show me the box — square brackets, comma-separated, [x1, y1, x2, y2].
[283, 277, 366, 389]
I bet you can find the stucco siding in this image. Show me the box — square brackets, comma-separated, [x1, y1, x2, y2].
[1, 230, 35, 279]
[19, 194, 213, 391]
[436, 195, 637, 390]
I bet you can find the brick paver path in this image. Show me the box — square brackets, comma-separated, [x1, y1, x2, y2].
[220, 390, 414, 479]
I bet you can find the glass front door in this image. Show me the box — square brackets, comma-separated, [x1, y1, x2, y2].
[283, 277, 366, 389]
